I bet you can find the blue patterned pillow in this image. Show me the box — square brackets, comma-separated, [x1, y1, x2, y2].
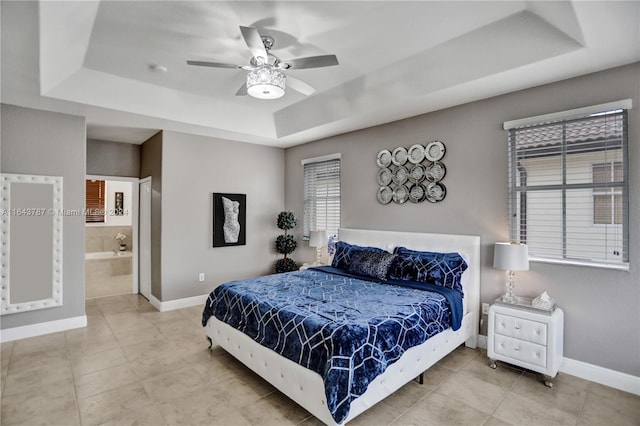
[347, 251, 397, 281]
[331, 241, 386, 270]
[390, 247, 468, 294]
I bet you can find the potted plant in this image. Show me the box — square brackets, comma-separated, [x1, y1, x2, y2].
[115, 232, 127, 251]
[275, 211, 298, 273]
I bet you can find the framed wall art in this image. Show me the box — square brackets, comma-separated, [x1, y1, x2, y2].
[114, 191, 124, 216]
[212, 193, 246, 247]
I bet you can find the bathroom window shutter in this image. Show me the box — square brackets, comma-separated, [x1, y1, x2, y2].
[86, 180, 105, 223]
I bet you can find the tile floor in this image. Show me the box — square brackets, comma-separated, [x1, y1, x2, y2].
[85, 274, 133, 299]
[1, 294, 638, 426]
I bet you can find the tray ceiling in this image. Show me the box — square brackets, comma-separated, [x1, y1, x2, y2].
[1, 1, 638, 147]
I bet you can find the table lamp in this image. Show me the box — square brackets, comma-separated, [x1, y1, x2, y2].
[309, 230, 327, 265]
[493, 242, 529, 303]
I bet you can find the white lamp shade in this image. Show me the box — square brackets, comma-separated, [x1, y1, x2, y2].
[246, 66, 285, 99]
[309, 230, 327, 248]
[493, 242, 529, 271]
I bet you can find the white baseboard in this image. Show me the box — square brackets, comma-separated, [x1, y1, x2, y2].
[561, 357, 640, 396]
[477, 334, 640, 396]
[148, 293, 208, 312]
[477, 334, 487, 349]
[0, 315, 87, 343]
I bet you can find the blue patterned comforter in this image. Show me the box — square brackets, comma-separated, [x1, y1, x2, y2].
[202, 266, 462, 424]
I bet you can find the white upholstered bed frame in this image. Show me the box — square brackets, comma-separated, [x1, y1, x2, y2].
[205, 228, 480, 425]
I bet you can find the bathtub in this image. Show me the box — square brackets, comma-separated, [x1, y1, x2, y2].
[85, 250, 132, 260]
[85, 250, 133, 298]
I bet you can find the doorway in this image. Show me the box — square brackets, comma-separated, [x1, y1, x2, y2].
[85, 175, 140, 298]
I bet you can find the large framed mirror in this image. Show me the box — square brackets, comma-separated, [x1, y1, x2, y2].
[1, 173, 63, 315]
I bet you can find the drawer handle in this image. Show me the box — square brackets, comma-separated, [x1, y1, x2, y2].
[514, 347, 520, 351]
[515, 325, 520, 330]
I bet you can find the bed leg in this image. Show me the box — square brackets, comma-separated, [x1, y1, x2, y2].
[416, 372, 424, 385]
[206, 336, 213, 349]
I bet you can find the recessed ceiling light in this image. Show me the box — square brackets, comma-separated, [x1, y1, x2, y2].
[149, 64, 168, 73]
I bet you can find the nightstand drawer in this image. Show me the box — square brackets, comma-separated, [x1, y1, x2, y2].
[493, 334, 547, 368]
[494, 312, 547, 346]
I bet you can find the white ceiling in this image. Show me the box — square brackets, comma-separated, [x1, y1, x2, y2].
[1, 1, 639, 147]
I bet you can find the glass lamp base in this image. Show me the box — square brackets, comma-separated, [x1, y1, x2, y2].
[502, 293, 519, 304]
[502, 270, 518, 303]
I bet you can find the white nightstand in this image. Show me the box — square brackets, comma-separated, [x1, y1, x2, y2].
[488, 299, 564, 387]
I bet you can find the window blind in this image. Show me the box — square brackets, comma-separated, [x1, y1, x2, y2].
[303, 157, 341, 239]
[86, 180, 105, 223]
[507, 109, 629, 268]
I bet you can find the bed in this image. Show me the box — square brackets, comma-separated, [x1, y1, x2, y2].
[203, 228, 480, 425]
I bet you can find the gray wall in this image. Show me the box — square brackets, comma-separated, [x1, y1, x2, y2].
[160, 130, 284, 301]
[87, 138, 140, 177]
[284, 63, 640, 377]
[140, 132, 163, 299]
[1, 104, 86, 329]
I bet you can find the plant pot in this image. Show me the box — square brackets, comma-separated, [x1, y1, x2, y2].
[119, 244, 126, 251]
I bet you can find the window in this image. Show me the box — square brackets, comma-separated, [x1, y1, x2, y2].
[86, 179, 105, 223]
[592, 162, 623, 225]
[302, 154, 341, 239]
[505, 104, 629, 268]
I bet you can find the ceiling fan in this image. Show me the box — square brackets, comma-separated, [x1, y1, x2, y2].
[187, 26, 339, 100]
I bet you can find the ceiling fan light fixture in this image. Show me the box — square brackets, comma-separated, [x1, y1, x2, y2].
[246, 65, 285, 99]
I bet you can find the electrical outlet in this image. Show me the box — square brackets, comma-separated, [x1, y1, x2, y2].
[482, 303, 489, 315]
[198, 273, 205, 282]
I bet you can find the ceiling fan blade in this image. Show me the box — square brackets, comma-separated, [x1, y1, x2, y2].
[249, 17, 278, 29]
[240, 26, 268, 62]
[235, 83, 248, 96]
[186, 60, 240, 69]
[287, 76, 315, 96]
[282, 54, 338, 70]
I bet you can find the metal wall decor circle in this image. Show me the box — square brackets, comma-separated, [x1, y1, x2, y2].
[376, 150, 392, 168]
[408, 164, 425, 183]
[409, 184, 425, 203]
[392, 166, 408, 185]
[426, 182, 446, 202]
[377, 186, 393, 204]
[376, 140, 447, 204]
[425, 140, 446, 161]
[407, 144, 425, 164]
[391, 147, 408, 166]
[426, 161, 446, 182]
[376, 168, 392, 186]
[393, 185, 409, 204]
